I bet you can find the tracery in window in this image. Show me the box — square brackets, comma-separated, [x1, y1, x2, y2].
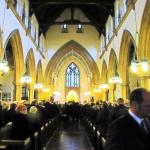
[66, 62, 80, 87]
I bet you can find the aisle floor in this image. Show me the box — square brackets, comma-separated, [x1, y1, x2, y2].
[46, 120, 94, 150]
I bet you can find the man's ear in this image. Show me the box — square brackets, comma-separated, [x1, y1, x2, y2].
[130, 101, 138, 110]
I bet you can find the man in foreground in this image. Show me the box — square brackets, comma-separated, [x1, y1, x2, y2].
[104, 88, 150, 150]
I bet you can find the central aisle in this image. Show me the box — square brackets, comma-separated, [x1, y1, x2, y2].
[46, 120, 94, 150]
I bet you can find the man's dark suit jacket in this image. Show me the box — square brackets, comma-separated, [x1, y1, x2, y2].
[104, 113, 150, 150]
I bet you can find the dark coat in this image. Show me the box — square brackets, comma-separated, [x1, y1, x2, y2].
[10, 112, 31, 140]
[104, 113, 150, 150]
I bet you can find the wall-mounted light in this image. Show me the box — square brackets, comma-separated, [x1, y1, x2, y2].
[61, 24, 68, 33]
[76, 24, 83, 33]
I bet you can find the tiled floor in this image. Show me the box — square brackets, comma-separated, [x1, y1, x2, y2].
[46, 120, 94, 150]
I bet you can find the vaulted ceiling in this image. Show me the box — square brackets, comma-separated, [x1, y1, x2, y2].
[29, 0, 115, 34]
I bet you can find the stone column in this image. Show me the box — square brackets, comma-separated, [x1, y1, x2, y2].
[140, 76, 150, 89]
[101, 89, 108, 101]
[13, 83, 22, 102]
[121, 82, 129, 101]
[29, 86, 34, 103]
[37, 89, 43, 101]
[109, 84, 115, 102]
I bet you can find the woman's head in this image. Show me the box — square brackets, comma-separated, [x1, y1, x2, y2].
[16, 104, 27, 114]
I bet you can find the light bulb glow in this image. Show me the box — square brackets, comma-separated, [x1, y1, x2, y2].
[100, 84, 109, 89]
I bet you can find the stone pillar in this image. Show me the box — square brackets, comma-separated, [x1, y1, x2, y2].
[101, 89, 107, 101]
[37, 89, 43, 101]
[29, 86, 34, 103]
[109, 84, 115, 102]
[121, 82, 129, 101]
[140, 76, 150, 89]
[13, 83, 22, 102]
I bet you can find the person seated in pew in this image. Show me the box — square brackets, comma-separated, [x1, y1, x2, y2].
[10, 104, 31, 140]
[28, 106, 41, 133]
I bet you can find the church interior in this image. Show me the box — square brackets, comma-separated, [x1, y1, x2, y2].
[0, 0, 150, 149]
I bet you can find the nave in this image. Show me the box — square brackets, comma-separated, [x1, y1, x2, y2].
[46, 120, 93, 150]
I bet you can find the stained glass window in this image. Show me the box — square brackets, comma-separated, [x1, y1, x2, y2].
[66, 62, 80, 87]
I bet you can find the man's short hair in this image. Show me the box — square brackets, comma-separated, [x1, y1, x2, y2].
[129, 88, 149, 104]
[117, 98, 124, 104]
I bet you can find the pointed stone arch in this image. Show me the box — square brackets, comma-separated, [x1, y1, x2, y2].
[101, 60, 108, 83]
[36, 60, 43, 83]
[26, 49, 36, 84]
[108, 49, 118, 79]
[138, 0, 150, 60]
[26, 49, 36, 101]
[44, 40, 100, 85]
[119, 30, 136, 99]
[101, 60, 108, 101]
[4, 29, 24, 101]
[119, 30, 136, 83]
[35, 60, 43, 100]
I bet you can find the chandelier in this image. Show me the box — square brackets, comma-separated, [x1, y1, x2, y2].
[0, 59, 9, 73]
[34, 83, 43, 89]
[20, 72, 32, 83]
[109, 75, 122, 84]
[130, 59, 148, 73]
[100, 83, 109, 89]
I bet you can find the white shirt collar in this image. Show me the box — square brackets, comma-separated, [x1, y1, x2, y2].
[128, 109, 143, 125]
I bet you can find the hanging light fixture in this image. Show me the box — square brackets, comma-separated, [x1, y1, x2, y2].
[0, 2, 9, 73]
[109, 74, 122, 84]
[43, 88, 50, 92]
[94, 88, 101, 92]
[130, 59, 148, 73]
[34, 83, 43, 89]
[84, 92, 91, 96]
[0, 59, 9, 73]
[100, 83, 109, 89]
[20, 71, 32, 83]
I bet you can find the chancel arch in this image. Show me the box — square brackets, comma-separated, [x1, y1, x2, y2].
[44, 40, 100, 103]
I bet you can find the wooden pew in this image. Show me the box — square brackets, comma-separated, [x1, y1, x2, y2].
[0, 137, 31, 150]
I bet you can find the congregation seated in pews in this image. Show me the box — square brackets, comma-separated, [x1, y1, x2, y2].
[0, 99, 60, 150]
